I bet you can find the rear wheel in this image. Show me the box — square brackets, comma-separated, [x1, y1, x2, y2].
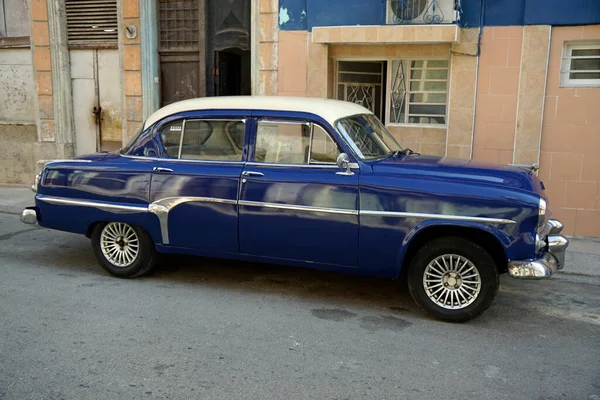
[407, 236, 499, 322]
[91, 222, 156, 278]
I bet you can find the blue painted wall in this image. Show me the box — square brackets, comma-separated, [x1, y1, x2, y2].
[278, 0, 385, 31]
[278, 0, 600, 31]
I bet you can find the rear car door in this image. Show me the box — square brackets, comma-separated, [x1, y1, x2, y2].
[238, 117, 359, 267]
[149, 113, 248, 252]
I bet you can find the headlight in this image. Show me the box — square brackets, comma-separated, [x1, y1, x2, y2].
[538, 198, 547, 228]
[31, 173, 40, 193]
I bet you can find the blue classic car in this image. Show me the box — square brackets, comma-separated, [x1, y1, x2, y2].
[21, 96, 568, 321]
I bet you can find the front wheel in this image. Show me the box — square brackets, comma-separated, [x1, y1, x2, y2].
[91, 222, 157, 278]
[407, 236, 499, 322]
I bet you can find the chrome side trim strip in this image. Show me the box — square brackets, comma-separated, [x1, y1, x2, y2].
[44, 159, 93, 166]
[36, 195, 149, 212]
[245, 161, 359, 170]
[359, 210, 516, 224]
[239, 200, 358, 215]
[120, 154, 244, 164]
[149, 196, 237, 244]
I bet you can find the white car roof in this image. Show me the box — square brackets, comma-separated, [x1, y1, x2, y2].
[143, 96, 373, 129]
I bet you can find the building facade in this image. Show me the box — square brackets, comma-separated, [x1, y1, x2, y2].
[0, 0, 599, 236]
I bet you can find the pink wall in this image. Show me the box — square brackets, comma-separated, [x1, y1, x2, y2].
[539, 26, 600, 236]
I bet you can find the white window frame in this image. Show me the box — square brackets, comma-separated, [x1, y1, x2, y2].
[334, 57, 450, 129]
[560, 41, 600, 88]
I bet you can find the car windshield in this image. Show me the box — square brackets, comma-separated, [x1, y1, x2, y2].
[119, 125, 145, 154]
[336, 114, 402, 160]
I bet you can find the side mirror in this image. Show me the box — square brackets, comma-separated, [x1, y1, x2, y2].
[336, 153, 354, 176]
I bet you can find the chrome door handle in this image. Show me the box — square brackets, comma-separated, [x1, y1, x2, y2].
[242, 171, 264, 177]
[153, 167, 173, 173]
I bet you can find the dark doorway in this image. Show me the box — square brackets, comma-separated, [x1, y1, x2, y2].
[215, 48, 251, 96]
[207, 0, 250, 97]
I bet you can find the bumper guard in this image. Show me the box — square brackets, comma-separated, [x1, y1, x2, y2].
[507, 219, 569, 279]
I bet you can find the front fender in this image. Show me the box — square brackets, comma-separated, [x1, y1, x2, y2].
[395, 219, 534, 277]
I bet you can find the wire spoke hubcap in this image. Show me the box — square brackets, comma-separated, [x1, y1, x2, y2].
[423, 254, 481, 310]
[100, 222, 139, 268]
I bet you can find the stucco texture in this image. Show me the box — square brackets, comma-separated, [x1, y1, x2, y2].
[0, 124, 37, 185]
[538, 25, 600, 237]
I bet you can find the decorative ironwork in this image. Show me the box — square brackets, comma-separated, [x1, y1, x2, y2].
[390, 61, 406, 124]
[346, 85, 375, 113]
[388, 0, 450, 24]
[423, 0, 445, 23]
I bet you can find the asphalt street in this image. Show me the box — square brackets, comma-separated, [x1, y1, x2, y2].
[0, 212, 599, 400]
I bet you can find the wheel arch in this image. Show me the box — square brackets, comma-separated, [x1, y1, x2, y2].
[397, 221, 510, 279]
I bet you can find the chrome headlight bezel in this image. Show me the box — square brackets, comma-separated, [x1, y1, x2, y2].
[538, 198, 547, 228]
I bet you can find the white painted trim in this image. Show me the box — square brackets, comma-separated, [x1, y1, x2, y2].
[469, 28, 482, 159]
[512, 27, 526, 164]
[537, 27, 552, 166]
[250, 0, 259, 95]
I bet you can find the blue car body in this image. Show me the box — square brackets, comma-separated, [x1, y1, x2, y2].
[29, 99, 551, 280]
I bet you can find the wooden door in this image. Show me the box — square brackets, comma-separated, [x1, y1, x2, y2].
[158, 0, 206, 106]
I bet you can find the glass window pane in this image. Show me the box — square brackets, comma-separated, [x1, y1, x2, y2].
[424, 60, 449, 68]
[410, 92, 447, 103]
[411, 60, 424, 68]
[408, 115, 446, 124]
[159, 121, 183, 158]
[255, 121, 310, 164]
[310, 125, 340, 164]
[413, 68, 448, 80]
[180, 120, 245, 161]
[569, 71, 600, 80]
[408, 104, 446, 116]
[338, 61, 383, 73]
[572, 48, 600, 57]
[339, 73, 383, 84]
[337, 84, 345, 100]
[409, 80, 447, 91]
[570, 58, 600, 72]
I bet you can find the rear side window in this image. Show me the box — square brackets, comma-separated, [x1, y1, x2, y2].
[159, 119, 245, 161]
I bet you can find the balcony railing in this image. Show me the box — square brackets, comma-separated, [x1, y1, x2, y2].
[386, 0, 458, 24]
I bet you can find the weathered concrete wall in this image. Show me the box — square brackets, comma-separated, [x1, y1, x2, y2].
[1, 0, 30, 37]
[0, 48, 36, 123]
[0, 123, 37, 185]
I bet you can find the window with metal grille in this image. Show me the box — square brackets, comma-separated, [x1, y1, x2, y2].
[158, 0, 199, 51]
[561, 42, 600, 87]
[336, 61, 385, 121]
[65, 0, 118, 48]
[336, 59, 449, 126]
[390, 59, 449, 125]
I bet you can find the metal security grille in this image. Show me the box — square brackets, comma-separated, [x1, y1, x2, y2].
[65, 0, 118, 48]
[158, 0, 199, 51]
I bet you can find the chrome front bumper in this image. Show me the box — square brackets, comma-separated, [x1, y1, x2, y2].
[20, 208, 38, 225]
[507, 219, 569, 279]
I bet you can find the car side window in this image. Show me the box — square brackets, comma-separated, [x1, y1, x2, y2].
[160, 119, 245, 161]
[160, 121, 184, 158]
[254, 120, 340, 164]
[310, 124, 341, 164]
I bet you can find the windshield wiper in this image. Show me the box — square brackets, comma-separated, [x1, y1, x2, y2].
[392, 148, 420, 157]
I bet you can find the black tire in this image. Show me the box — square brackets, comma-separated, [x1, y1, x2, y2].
[91, 222, 157, 278]
[407, 236, 499, 322]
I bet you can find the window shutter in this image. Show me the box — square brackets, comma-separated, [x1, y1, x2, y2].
[66, 0, 118, 48]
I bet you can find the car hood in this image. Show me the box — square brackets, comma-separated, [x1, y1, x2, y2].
[372, 154, 544, 194]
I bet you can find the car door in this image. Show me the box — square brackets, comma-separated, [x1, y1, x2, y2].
[149, 113, 248, 252]
[238, 117, 359, 267]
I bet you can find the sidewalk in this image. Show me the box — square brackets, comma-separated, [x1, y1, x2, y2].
[1, 186, 598, 277]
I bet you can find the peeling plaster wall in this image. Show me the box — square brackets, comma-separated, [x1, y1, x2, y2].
[0, 48, 35, 123]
